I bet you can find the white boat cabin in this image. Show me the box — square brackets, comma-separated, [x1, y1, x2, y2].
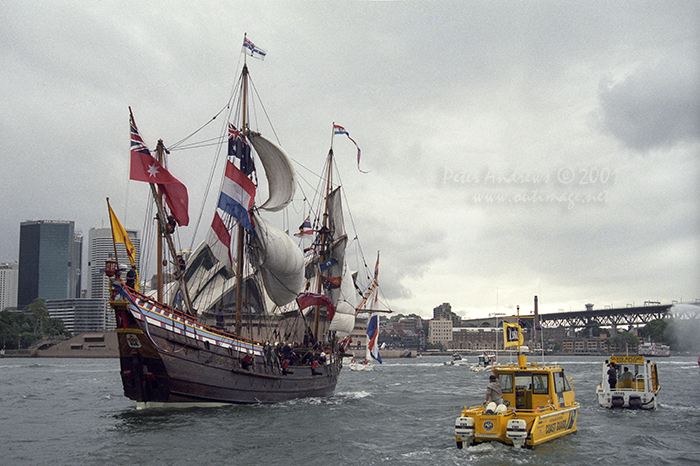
[596, 355, 660, 409]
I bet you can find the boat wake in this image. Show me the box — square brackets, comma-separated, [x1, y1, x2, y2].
[334, 390, 372, 400]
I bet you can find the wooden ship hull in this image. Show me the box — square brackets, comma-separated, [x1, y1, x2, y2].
[112, 285, 340, 407]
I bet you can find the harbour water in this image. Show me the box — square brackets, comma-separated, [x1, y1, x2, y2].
[1, 355, 698, 465]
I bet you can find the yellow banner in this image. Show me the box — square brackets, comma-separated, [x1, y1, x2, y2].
[108, 204, 136, 266]
[504, 323, 523, 348]
[108, 203, 139, 292]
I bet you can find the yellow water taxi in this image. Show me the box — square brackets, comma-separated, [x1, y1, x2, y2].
[595, 355, 660, 409]
[455, 320, 579, 449]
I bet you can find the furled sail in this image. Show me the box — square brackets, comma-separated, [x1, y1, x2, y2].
[328, 187, 347, 256]
[328, 264, 357, 337]
[251, 212, 304, 306]
[248, 132, 296, 212]
[323, 186, 347, 307]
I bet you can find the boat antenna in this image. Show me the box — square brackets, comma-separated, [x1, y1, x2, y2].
[517, 305, 527, 368]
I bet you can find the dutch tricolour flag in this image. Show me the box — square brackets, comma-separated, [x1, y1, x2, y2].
[366, 314, 382, 363]
[206, 159, 256, 267]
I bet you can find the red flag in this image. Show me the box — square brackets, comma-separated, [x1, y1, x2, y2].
[296, 292, 336, 321]
[321, 275, 341, 289]
[130, 118, 189, 226]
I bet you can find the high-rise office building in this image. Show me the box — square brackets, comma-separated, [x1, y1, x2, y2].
[0, 262, 19, 310]
[87, 227, 141, 300]
[18, 220, 77, 308]
[72, 231, 83, 298]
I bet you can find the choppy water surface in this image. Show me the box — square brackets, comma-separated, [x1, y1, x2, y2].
[1, 355, 698, 465]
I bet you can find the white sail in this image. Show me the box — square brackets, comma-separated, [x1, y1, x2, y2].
[328, 265, 357, 337]
[329, 303, 355, 337]
[248, 132, 296, 212]
[251, 212, 304, 306]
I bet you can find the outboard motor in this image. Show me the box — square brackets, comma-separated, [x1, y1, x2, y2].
[506, 419, 528, 448]
[455, 416, 475, 449]
[628, 395, 642, 409]
[611, 395, 625, 408]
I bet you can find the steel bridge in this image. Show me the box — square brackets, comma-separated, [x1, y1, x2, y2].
[462, 302, 700, 333]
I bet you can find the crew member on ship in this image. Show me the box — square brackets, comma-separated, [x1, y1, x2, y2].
[125, 265, 137, 290]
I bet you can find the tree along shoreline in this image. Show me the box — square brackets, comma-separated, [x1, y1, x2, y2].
[1, 299, 72, 351]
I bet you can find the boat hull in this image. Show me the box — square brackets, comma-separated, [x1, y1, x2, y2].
[455, 358, 579, 449]
[348, 361, 374, 371]
[595, 384, 658, 409]
[113, 294, 340, 406]
[455, 404, 579, 449]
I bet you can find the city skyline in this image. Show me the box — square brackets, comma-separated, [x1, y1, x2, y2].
[4, 220, 142, 310]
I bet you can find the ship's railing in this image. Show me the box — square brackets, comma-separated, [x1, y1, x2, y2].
[109, 278, 262, 348]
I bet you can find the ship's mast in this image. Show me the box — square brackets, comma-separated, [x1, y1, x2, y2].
[234, 60, 249, 336]
[314, 122, 335, 340]
[313, 128, 335, 340]
[154, 141, 166, 302]
[129, 108, 193, 313]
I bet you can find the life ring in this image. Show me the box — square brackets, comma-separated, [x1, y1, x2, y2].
[351, 358, 356, 363]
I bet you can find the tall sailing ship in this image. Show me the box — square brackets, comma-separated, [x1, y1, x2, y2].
[106, 38, 381, 407]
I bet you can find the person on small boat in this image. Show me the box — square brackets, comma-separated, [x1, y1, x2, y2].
[620, 367, 634, 382]
[607, 363, 617, 389]
[484, 374, 503, 406]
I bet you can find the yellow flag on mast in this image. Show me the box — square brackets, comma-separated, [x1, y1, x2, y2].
[108, 202, 139, 291]
[503, 322, 524, 348]
[108, 204, 136, 265]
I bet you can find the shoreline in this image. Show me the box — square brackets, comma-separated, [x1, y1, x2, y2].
[1, 334, 684, 359]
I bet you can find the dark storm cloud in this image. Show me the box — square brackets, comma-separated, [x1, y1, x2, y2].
[598, 53, 700, 151]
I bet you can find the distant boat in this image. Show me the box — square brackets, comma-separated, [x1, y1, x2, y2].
[445, 353, 468, 366]
[469, 353, 497, 371]
[349, 357, 374, 371]
[637, 342, 671, 357]
[596, 355, 660, 409]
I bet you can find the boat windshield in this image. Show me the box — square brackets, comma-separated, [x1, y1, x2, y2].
[499, 373, 514, 393]
[532, 373, 549, 394]
[553, 371, 572, 393]
[515, 374, 531, 391]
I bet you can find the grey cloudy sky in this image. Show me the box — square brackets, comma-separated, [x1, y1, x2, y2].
[1, 1, 698, 319]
